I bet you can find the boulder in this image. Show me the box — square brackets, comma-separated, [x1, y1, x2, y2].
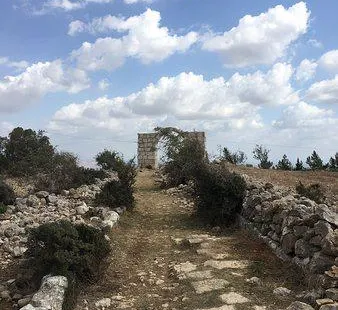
[281, 233, 297, 254]
[286, 301, 315, 310]
[21, 275, 68, 310]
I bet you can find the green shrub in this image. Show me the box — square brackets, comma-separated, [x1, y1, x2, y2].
[20, 221, 110, 309]
[155, 127, 206, 187]
[296, 181, 325, 203]
[95, 152, 136, 210]
[0, 179, 15, 205]
[3, 127, 55, 176]
[35, 152, 106, 193]
[194, 164, 246, 225]
[0, 203, 8, 214]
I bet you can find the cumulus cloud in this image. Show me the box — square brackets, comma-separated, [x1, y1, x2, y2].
[49, 63, 300, 139]
[0, 56, 29, 70]
[273, 101, 336, 128]
[306, 75, 338, 104]
[0, 60, 89, 113]
[202, 2, 310, 67]
[295, 59, 317, 82]
[70, 9, 198, 70]
[318, 50, 338, 73]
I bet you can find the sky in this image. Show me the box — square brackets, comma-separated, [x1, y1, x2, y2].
[0, 0, 338, 166]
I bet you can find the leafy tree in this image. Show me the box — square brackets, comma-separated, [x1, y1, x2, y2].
[276, 154, 292, 170]
[306, 150, 324, 170]
[220, 147, 247, 165]
[96, 150, 125, 171]
[294, 158, 305, 171]
[0, 136, 8, 172]
[253, 145, 273, 169]
[4, 127, 55, 176]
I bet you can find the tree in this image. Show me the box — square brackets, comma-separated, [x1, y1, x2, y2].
[96, 150, 124, 172]
[328, 152, 338, 171]
[294, 158, 305, 171]
[4, 127, 55, 176]
[276, 154, 292, 170]
[220, 147, 247, 165]
[306, 150, 324, 170]
[253, 145, 273, 169]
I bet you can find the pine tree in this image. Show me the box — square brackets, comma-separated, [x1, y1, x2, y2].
[306, 150, 324, 170]
[221, 147, 247, 165]
[253, 145, 273, 169]
[294, 158, 304, 171]
[276, 154, 292, 170]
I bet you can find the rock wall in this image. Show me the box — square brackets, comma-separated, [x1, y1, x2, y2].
[137, 131, 206, 169]
[240, 176, 338, 302]
[0, 174, 124, 308]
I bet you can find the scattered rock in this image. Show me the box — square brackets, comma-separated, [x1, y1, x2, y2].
[286, 301, 315, 310]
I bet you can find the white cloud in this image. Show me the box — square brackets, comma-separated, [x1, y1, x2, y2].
[295, 59, 317, 82]
[306, 75, 338, 104]
[202, 2, 310, 67]
[98, 79, 110, 91]
[0, 56, 29, 70]
[123, 0, 152, 4]
[0, 60, 89, 113]
[70, 9, 198, 70]
[307, 39, 323, 49]
[0, 122, 14, 136]
[273, 101, 336, 128]
[318, 50, 338, 73]
[49, 63, 300, 140]
[34, 0, 113, 13]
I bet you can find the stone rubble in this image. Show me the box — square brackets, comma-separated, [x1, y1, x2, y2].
[0, 173, 125, 309]
[240, 176, 338, 302]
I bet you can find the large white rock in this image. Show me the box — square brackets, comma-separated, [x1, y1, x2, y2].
[20, 275, 68, 310]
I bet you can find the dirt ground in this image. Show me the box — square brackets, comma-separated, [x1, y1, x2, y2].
[72, 170, 307, 310]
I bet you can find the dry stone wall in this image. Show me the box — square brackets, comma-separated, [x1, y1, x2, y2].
[137, 131, 206, 169]
[239, 175, 338, 303]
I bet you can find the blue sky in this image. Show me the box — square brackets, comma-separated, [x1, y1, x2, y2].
[1, 0, 338, 166]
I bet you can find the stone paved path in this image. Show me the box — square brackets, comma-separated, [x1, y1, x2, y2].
[75, 170, 306, 310]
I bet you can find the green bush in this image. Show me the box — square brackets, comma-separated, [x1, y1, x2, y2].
[2, 127, 55, 176]
[155, 127, 206, 187]
[21, 221, 110, 309]
[0, 179, 15, 205]
[194, 164, 246, 225]
[95, 151, 136, 210]
[296, 181, 325, 204]
[35, 152, 106, 193]
[0, 203, 8, 214]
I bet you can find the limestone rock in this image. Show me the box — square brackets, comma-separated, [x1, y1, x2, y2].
[286, 301, 315, 310]
[191, 278, 229, 294]
[21, 275, 68, 310]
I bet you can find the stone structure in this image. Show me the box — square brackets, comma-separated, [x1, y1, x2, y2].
[137, 131, 206, 169]
[239, 176, 338, 302]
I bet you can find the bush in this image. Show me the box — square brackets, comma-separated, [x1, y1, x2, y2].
[0, 203, 8, 214]
[155, 127, 206, 187]
[95, 152, 136, 210]
[3, 127, 55, 176]
[194, 164, 246, 225]
[0, 179, 15, 205]
[296, 181, 325, 204]
[35, 152, 106, 193]
[20, 221, 110, 308]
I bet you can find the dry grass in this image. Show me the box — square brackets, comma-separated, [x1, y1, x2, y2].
[225, 164, 338, 205]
